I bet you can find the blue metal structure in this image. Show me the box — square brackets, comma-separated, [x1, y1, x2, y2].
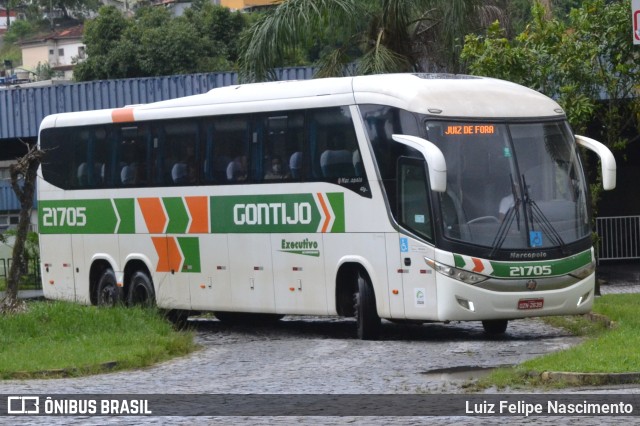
[0, 67, 316, 140]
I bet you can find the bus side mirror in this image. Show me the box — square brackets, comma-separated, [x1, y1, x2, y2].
[392, 134, 447, 192]
[575, 135, 616, 191]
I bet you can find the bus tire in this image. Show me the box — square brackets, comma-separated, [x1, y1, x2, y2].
[96, 269, 120, 307]
[128, 271, 155, 307]
[354, 273, 381, 340]
[482, 319, 508, 335]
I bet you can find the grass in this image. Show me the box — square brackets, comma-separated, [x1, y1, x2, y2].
[0, 301, 196, 379]
[470, 294, 640, 390]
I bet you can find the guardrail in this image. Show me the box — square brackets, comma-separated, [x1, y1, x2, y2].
[596, 216, 640, 262]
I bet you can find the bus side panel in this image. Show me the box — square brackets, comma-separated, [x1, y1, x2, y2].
[70, 235, 88, 303]
[323, 232, 390, 318]
[40, 234, 76, 302]
[191, 234, 232, 311]
[272, 233, 327, 315]
[228, 233, 275, 313]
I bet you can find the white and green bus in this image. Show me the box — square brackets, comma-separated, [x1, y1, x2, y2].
[37, 73, 616, 339]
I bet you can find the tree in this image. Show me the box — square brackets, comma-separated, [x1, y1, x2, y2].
[462, 0, 640, 146]
[0, 142, 44, 314]
[74, 5, 247, 81]
[39, 0, 101, 20]
[238, 0, 508, 81]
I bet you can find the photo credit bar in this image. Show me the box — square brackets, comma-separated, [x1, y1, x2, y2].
[1, 394, 640, 416]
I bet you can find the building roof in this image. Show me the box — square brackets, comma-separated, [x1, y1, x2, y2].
[20, 25, 84, 46]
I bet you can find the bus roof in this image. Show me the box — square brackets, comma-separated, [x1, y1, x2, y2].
[41, 74, 564, 130]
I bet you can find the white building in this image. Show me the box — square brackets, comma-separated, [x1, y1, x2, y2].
[19, 25, 86, 80]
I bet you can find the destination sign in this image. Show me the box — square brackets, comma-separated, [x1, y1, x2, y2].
[444, 124, 495, 136]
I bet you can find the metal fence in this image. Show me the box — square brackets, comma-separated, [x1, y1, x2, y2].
[0, 256, 41, 289]
[596, 216, 640, 262]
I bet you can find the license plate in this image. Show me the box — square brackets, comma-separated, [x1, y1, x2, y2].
[518, 298, 544, 310]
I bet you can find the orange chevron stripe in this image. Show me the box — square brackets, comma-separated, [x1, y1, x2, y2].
[138, 198, 166, 234]
[166, 237, 183, 272]
[316, 193, 331, 233]
[471, 257, 485, 273]
[152, 237, 170, 272]
[111, 108, 135, 123]
[185, 196, 209, 233]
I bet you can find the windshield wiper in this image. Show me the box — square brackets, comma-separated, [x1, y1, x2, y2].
[521, 175, 567, 253]
[489, 176, 521, 257]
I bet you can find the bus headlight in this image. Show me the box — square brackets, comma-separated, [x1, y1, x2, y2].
[569, 261, 595, 280]
[424, 257, 488, 285]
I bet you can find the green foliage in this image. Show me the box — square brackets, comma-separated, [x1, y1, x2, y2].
[2, 19, 34, 43]
[462, 0, 640, 146]
[0, 301, 195, 377]
[75, 5, 247, 81]
[239, 0, 509, 81]
[473, 294, 640, 390]
[35, 62, 63, 80]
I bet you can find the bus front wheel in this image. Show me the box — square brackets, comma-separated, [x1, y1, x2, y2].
[96, 269, 120, 307]
[354, 273, 381, 340]
[128, 271, 155, 307]
[482, 319, 508, 335]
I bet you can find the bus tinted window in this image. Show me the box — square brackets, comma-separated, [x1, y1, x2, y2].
[41, 126, 112, 189]
[40, 107, 367, 193]
[116, 124, 151, 187]
[161, 121, 199, 185]
[310, 107, 361, 180]
[261, 112, 305, 181]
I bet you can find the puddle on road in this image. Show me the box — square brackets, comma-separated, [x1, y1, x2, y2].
[420, 365, 511, 382]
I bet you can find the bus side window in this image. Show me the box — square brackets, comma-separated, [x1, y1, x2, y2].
[207, 115, 250, 184]
[310, 107, 361, 181]
[261, 112, 305, 182]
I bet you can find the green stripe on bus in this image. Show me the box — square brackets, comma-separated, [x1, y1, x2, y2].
[177, 237, 201, 273]
[327, 192, 345, 233]
[40, 199, 118, 234]
[452, 250, 592, 278]
[489, 250, 592, 278]
[114, 198, 135, 234]
[209, 193, 345, 234]
[163, 197, 189, 234]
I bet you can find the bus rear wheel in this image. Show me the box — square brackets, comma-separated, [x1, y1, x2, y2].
[354, 273, 380, 340]
[482, 319, 508, 335]
[96, 269, 120, 307]
[128, 271, 155, 307]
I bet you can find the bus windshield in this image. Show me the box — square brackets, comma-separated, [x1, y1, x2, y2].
[425, 120, 590, 250]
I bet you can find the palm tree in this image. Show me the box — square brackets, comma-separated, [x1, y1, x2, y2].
[238, 0, 507, 81]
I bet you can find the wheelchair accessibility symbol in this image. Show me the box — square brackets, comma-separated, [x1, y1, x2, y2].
[400, 237, 409, 253]
[529, 231, 543, 248]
